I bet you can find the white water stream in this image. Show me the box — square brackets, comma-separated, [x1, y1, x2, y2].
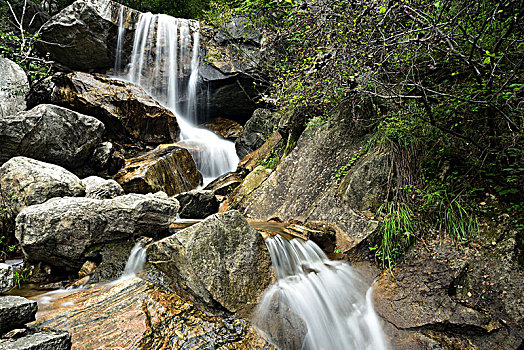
[115, 12, 239, 184]
[256, 236, 389, 350]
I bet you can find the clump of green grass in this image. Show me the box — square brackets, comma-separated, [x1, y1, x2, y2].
[373, 202, 416, 269]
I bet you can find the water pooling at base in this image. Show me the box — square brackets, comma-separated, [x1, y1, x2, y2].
[255, 235, 389, 350]
[116, 12, 239, 184]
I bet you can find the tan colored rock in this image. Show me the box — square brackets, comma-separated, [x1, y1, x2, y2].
[238, 132, 283, 174]
[33, 278, 276, 349]
[204, 172, 243, 196]
[199, 117, 243, 140]
[223, 165, 272, 211]
[114, 145, 202, 196]
[51, 72, 180, 144]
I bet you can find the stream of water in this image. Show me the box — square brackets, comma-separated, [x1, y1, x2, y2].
[115, 12, 239, 184]
[112, 10, 388, 349]
[255, 236, 389, 350]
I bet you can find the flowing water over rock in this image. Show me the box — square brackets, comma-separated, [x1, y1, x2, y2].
[116, 12, 239, 184]
[119, 242, 146, 279]
[255, 235, 389, 350]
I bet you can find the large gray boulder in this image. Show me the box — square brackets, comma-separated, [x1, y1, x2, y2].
[147, 210, 272, 315]
[174, 190, 219, 219]
[0, 104, 104, 169]
[16, 193, 179, 269]
[0, 296, 37, 334]
[37, 0, 140, 71]
[0, 58, 28, 118]
[235, 108, 280, 159]
[82, 176, 123, 199]
[0, 157, 85, 233]
[0, 264, 13, 294]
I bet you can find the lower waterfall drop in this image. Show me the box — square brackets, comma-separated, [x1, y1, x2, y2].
[255, 235, 389, 350]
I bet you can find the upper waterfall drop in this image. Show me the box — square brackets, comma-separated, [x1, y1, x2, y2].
[116, 12, 239, 183]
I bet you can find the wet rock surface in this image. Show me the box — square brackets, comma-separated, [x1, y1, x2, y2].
[37, 0, 140, 71]
[33, 278, 276, 349]
[15, 194, 179, 269]
[115, 145, 202, 196]
[148, 210, 272, 315]
[374, 230, 524, 349]
[0, 104, 104, 169]
[0, 296, 37, 334]
[81, 176, 124, 199]
[199, 117, 243, 140]
[174, 190, 219, 219]
[50, 72, 180, 144]
[0, 57, 28, 118]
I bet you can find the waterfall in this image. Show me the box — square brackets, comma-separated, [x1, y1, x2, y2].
[115, 12, 239, 184]
[113, 4, 125, 74]
[255, 236, 389, 350]
[120, 242, 146, 279]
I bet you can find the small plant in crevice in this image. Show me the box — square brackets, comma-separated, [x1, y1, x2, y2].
[332, 147, 366, 182]
[372, 202, 416, 269]
[13, 267, 30, 289]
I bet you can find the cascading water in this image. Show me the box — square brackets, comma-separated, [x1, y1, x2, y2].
[116, 11, 239, 184]
[120, 242, 147, 279]
[255, 235, 389, 350]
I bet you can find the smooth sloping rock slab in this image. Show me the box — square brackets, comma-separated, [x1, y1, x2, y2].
[0, 157, 85, 232]
[51, 72, 180, 144]
[37, 0, 139, 71]
[0, 264, 13, 294]
[115, 145, 202, 196]
[0, 296, 37, 333]
[174, 190, 219, 219]
[0, 104, 104, 169]
[0, 329, 71, 350]
[16, 194, 179, 269]
[241, 110, 384, 254]
[0, 57, 28, 118]
[82, 176, 123, 199]
[33, 278, 275, 349]
[148, 210, 272, 314]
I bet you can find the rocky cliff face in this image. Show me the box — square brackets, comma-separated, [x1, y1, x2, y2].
[236, 107, 387, 254]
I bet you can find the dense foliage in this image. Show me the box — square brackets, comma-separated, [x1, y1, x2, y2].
[206, 0, 523, 267]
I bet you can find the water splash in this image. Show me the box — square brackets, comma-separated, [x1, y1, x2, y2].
[117, 13, 239, 183]
[255, 236, 389, 350]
